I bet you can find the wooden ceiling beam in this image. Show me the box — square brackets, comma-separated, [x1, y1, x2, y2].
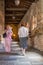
[5, 16, 22, 19]
[6, 18, 21, 21]
[5, 11, 26, 14]
[5, 22, 19, 24]
[5, 20, 20, 24]
[5, 13, 24, 16]
[25, 1, 32, 3]
[6, 8, 28, 11]
[5, 1, 31, 9]
[24, 3, 31, 6]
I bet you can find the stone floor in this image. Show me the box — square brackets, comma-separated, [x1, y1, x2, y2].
[0, 41, 43, 65]
[27, 47, 43, 56]
[0, 52, 43, 65]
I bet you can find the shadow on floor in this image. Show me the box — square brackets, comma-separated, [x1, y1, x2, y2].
[27, 47, 43, 56]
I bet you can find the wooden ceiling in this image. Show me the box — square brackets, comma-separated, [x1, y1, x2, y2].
[5, 0, 36, 24]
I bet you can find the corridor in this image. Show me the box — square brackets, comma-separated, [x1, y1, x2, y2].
[0, 0, 43, 65]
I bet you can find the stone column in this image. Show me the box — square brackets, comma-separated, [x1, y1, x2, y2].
[0, 0, 4, 35]
[0, 0, 4, 43]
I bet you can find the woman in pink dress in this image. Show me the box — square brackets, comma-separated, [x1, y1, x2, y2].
[4, 25, 13, 52]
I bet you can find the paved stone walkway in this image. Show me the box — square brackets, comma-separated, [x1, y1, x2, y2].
[0, 52, 43, 65]
[0, 42, 43, 65]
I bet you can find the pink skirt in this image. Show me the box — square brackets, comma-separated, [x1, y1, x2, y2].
[4, 37, 12, 52]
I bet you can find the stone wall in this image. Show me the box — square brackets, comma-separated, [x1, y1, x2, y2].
[20, 0, 43, 51]
[34, 35, 43, 51]
[34, 0, 43, 51]
[0, 0, 4, 35]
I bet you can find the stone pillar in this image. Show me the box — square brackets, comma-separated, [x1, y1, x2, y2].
[0, 0, 4, 35]
[0, 0, 4, 43]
